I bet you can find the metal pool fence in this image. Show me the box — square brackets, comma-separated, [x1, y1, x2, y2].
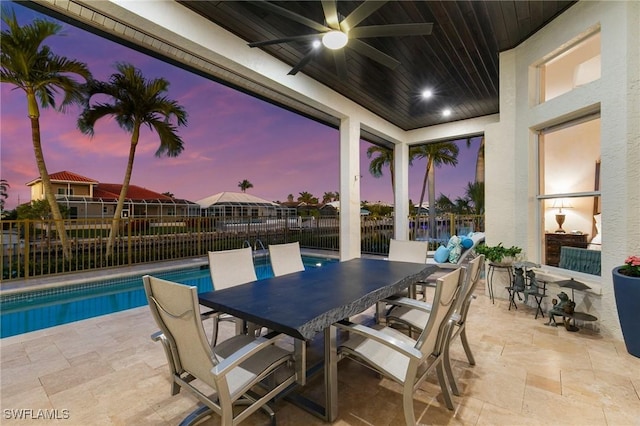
[1, 214, 483, 281]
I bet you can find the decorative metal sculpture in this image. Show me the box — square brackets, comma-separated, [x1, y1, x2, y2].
[545, 291, 577, 331]
[523, 269, 539, 303]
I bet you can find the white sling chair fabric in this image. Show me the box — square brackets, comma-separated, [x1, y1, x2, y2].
[268, 242, 305, 277]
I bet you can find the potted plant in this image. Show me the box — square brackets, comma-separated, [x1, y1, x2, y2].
[612, 255, 640, 358]
[475, 243, 522, 265]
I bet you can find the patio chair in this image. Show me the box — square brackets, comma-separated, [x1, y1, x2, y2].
[143, 275, 297, 426]
[208, 247, 258, 345]
[384, 254, 485, 396]
[388, 239, 430, 264]
[268, 242, 305, 277]
[336, 267, 464, 423]
[375, 239, 430, 322]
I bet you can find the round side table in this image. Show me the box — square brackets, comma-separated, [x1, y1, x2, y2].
[487, 262, 513, 304]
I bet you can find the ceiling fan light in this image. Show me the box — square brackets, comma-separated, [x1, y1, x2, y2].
[322, 31, 348, 50]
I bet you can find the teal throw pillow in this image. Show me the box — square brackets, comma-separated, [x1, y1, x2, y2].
[447, 235, 462, 263]
[460, 236, 473, 249]
[434, 245, 450, 263]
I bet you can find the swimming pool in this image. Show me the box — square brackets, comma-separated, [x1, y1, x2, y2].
[0, 255, 337, 338]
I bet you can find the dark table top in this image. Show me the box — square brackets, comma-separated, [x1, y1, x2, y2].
[199, 258, 436, 340]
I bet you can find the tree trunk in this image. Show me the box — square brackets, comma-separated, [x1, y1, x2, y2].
[418, 161, 429, 218]
[106, 125, 140, 258]
[475, 137, 485, 183]
[28, 96, 71, 260]
[428, 160, 437, 243]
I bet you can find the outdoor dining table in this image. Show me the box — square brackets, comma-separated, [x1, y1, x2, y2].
[198, 257, 436, 422]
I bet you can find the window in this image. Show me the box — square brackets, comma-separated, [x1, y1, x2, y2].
[57, 187, 74, 196]
[538, 115, 601, 267]
[539, 31, 601, 103]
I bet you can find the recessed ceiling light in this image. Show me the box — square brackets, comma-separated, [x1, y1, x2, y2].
[421, 89, 433, 99]
[442, 109, 452, 117]
[322, 31, 348, 50]
[312, 40, 321, 49]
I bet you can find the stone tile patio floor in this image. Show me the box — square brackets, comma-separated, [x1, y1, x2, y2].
[1, 282, 639, 425]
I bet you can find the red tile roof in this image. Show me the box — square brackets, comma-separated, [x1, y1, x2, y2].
[26, 170, 99, 186]
[94, 184, 174, 202]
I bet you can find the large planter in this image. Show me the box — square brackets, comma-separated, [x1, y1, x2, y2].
[612, 267, 640, 358]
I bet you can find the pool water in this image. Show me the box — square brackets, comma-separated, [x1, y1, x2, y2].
[0, 256, 336, 338]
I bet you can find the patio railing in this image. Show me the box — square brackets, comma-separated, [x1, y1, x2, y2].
[1, 213, 483, 281]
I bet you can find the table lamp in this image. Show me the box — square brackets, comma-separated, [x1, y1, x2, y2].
[552, 199, 572, 233]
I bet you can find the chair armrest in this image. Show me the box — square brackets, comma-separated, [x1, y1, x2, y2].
[200, 310, 221, 321]
[335, 320, 423, 360]
[151, 330, 163, 342]
[211, 331, 287, 377]
[383, 296, 433, 312]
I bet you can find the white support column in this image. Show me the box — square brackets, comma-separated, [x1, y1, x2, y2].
[339, 117, 361, 261]
[393, 142, 410, 240]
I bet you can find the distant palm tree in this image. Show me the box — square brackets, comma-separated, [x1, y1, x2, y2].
[367, 145, 395, 196]
[0, 179, 9, 212]
[322, 191, 339, 203]
[78, 63, 187, 257]
[411, 142, 459, 240]
[435, 194, 455, 213]
[297, 191, 318, 204]
[1, 8, 91, 260]
[238, 179, 253, 192]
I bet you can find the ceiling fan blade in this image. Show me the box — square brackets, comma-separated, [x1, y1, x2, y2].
[334, 49, 348, 80]
[340, 0, 388, 33]
[321, 0, 340, 30]
[349, 38, 400, 70]
[249, 33, 321, 48]
[250, 0, 329, 32]
[287, 49, 319, 75]
[349, 23, 434, 39]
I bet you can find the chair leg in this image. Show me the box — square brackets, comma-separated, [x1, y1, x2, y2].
[459, 325, 476, 366]
[402, 384, 417, 426]
[436, 362, 454, 410]
[210, 318, 219, 348]
[443, 337, 460, 396]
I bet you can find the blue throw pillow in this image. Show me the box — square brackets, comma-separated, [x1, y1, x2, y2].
[434, 245, 450, 263]
[447, 236, 462, 263]
[460, 236, 473, 249]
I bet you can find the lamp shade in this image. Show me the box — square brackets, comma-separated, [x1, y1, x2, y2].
[551, 198, 573, 212]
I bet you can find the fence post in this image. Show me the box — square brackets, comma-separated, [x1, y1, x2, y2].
[127, 218, 132, 266]
[23, 220, 30, 279]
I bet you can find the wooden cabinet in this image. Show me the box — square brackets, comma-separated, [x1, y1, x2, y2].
[545, 233, 589, 266]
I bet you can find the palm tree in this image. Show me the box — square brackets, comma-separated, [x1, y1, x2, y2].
[0, 179, 9, 213]
[1, 9, 91, 260]
[411, 142, 459, 241]
[465, 181, 485, 215]
[367, 145, 395, 196]
[238, 179, 253, 192]
[322, 191, 339, 203]
[78, 63, 187, 257]
[297, 191, 318, 204]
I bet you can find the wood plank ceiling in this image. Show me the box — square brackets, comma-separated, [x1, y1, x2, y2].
[178, 1, 576, 131]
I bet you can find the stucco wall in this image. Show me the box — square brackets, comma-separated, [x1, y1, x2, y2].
[486, 1, 640, 339]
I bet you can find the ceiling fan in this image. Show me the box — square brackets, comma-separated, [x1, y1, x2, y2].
[247, 0, 433, 78]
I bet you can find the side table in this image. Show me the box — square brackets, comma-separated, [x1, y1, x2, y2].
[487, 262, 513, 305]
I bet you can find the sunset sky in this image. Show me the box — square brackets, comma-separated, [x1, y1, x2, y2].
[0, 2, 481, 211]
